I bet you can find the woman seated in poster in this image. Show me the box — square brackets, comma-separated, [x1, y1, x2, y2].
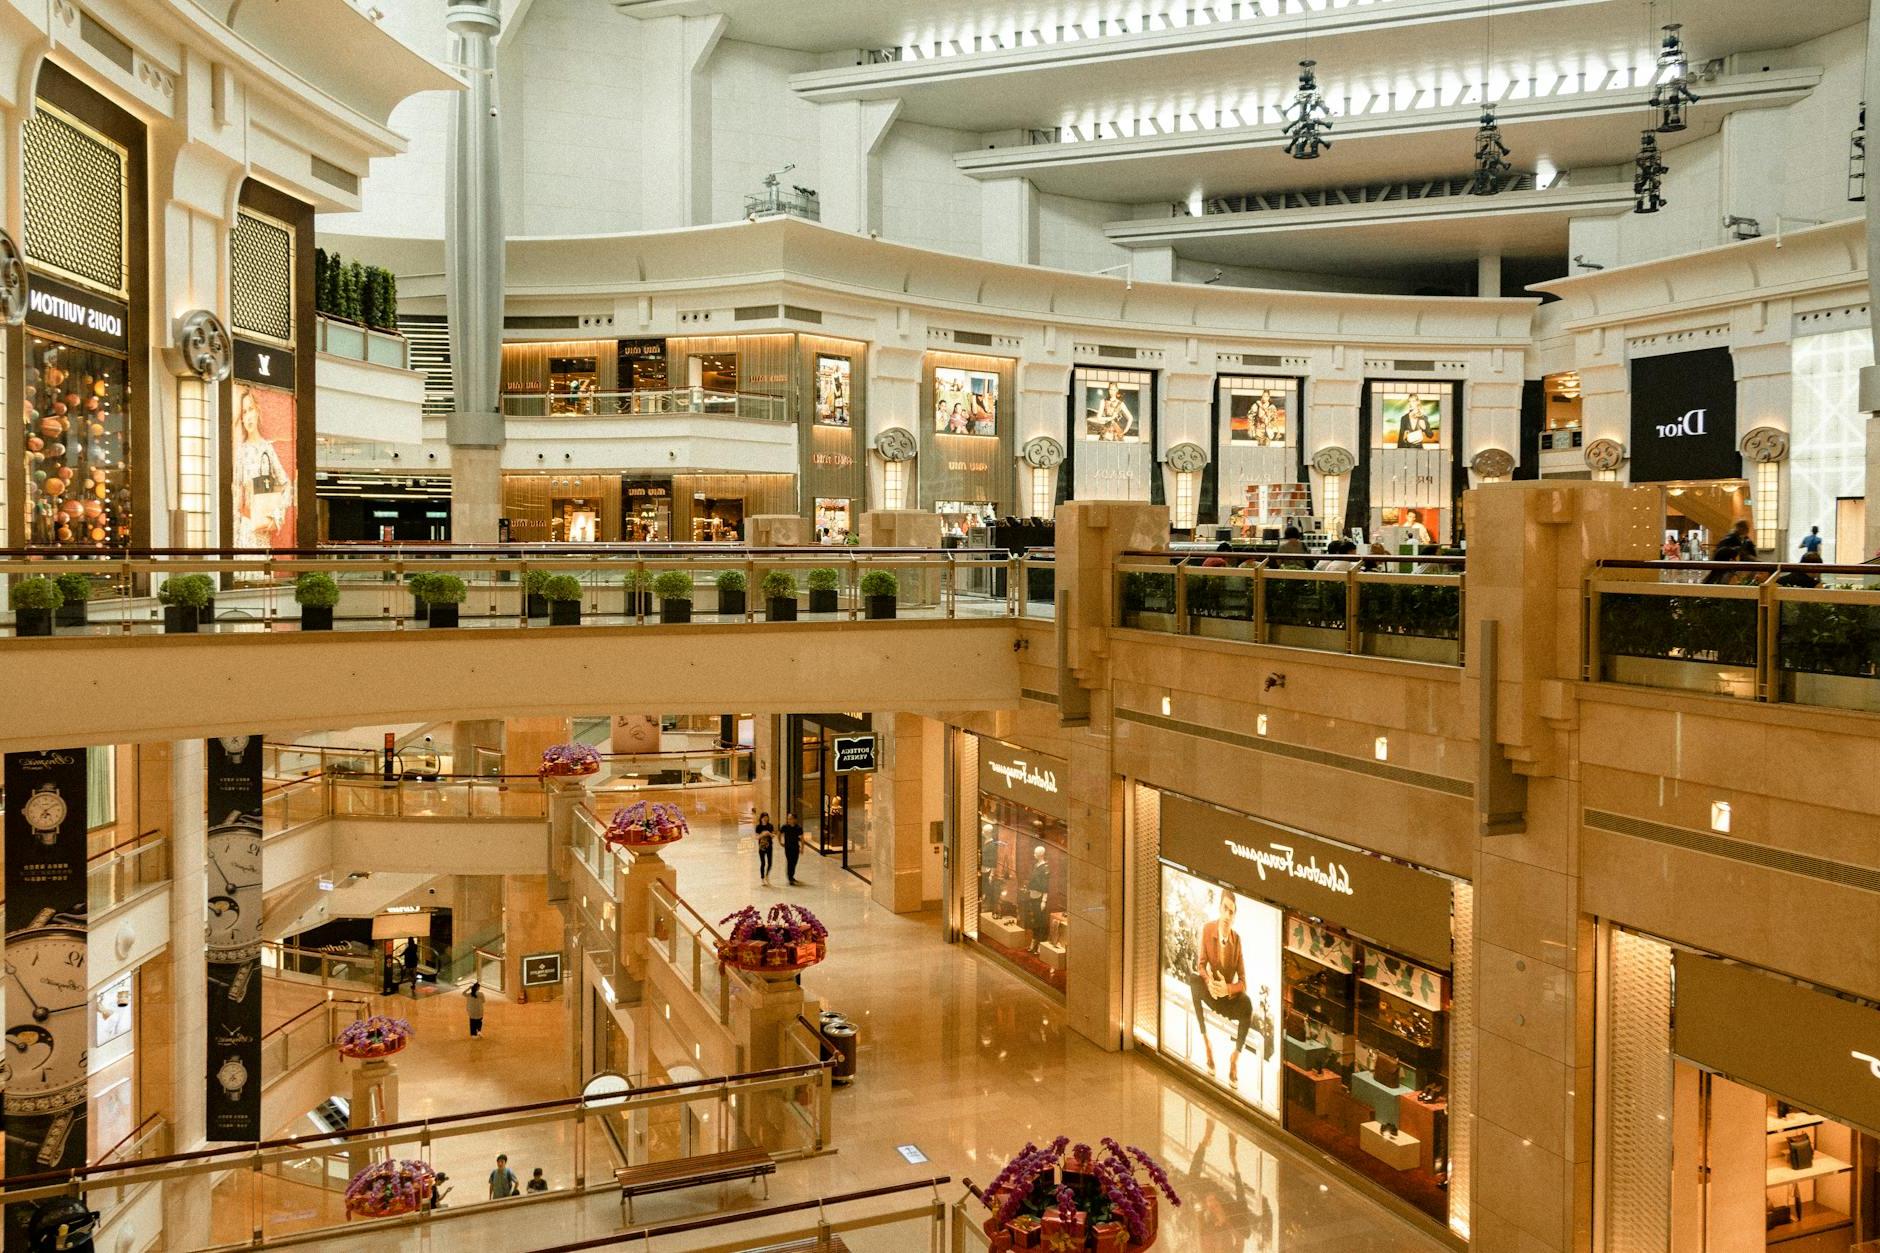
[1189, 889, 1257, 1084]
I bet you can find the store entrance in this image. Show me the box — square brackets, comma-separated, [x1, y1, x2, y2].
[1662, 482, 1753, 558]
[1672, 1063, 1878, 1251]
[788, 714, 872, 881]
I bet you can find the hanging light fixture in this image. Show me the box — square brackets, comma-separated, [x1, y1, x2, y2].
[1633, 131, 1667, 213]
[1282, 59, 1333, 159]
[1851, 101, 1866, 202]
[1470, 110, 1512, 194]
[1651, 23, 1698, 132]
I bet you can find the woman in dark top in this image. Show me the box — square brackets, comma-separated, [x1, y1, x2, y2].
[754, 811, 775, 884]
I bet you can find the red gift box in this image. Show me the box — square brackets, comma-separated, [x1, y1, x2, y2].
[1042, 1210, 1087, 1253]
[985, 1231, 1014, 1253]
[1090, 1221, 1129, 1253]
[1006, 1215, 1043, 1249]
[1141, 1190, 1159, 1243]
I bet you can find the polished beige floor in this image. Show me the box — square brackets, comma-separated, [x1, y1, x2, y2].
[248, 797, 1444, 1252]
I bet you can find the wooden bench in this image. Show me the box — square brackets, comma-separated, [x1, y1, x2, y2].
[615, 1147, 776, 1221]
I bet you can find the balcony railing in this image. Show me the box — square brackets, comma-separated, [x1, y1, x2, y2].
[1117, 553, 1465, 665]
[262, 998, 368, 1091]
[316, 315, 408, 370]
[499, 386, 790, 422]
[89, 832, 166, 916]
[1587, 560, 1880, 712]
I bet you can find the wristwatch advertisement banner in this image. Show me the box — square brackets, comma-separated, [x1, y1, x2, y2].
[4, 748, 89, 1251]
[205, 735, 264, 1141]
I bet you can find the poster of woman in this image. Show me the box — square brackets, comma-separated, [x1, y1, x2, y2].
[1382, 394, 1441, 448]
[231, 382, 297, 550]
[814, 356, 851, 427]
[934, 367, 998, 435]
[1229, 389, 1287, 445]
[1084, 381, 1142, 441]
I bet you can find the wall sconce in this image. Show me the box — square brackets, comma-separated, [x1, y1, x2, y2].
[873, 427, 918, 511]
[1310, 447, 1356, 532]
[1374, 736, 1389, 761]
[1161, 694, 1172, 716]
[176, 377, 212, 548]
[1171, 471, 1199, 530]
[1709, 800, 1731, 833]
[1256, 714, 1269, 737]
[1740, 426, 1789, 554]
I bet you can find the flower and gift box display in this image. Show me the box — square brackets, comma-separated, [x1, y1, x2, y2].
[980, 1137, 1180, 1252]
[344, 1158, 436, 1218]
[335, 1015, 412, 1060]
[538, 742, 601, 778]
[715, 903, 829, 973]
[603, 800, 689, 850]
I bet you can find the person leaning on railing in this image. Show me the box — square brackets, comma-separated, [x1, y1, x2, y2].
[1777, 551, 1825, 589]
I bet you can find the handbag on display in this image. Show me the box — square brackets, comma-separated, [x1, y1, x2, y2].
[1785, 1133, 1814, 1171]
[1285, 1010, 1307, 1041]
[1372, 1052, 1402, 1087]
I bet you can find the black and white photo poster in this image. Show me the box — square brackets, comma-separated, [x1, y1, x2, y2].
[4, 749, 89, 1250]
[205, 735, 264, 1141]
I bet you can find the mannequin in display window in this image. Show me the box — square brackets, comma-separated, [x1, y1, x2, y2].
[1024, 845, 1052, 951]
[980, 832, 1006, 915]
[1190, 890, 1257, 1084]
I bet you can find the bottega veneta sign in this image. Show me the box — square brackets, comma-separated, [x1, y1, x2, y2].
[832, 734, 879, 775]
[977, 740, 1069, 821]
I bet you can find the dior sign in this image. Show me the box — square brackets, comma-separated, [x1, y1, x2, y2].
[1653, 408, 1709, 440]
[1628, 348, 1739, 482]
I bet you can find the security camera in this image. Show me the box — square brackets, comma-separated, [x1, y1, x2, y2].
[488, 106, 498, 118]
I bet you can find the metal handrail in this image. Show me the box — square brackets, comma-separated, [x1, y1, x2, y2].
[533, 1177, 953, 1252]
[499, 387, 791, 422]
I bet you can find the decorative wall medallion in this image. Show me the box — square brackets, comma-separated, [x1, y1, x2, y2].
[1020, 435, 1066, 469]
[1739, 426, 1790, 463]
[1469, 447, 1516, 479]
[176, 309, 233, 382]
[873, 427, 918, 462]
[0, 230, 25, 326]
[1310, 445, 1356, 476]
[1584, 438, 1628, 471]
[1164, 441, 1209, 473]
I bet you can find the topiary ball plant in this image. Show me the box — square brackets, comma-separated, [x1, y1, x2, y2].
[714, 570, 747, 592]
[760, 570, 796, 599]
[859, 570, 899, 599]
[53, 573, 91, 603]
[425, 574, 468, 605]
[806, 567, 841, 592]
[541, 574, 582, 602]
[294, 573, 341, 607]
[407, 572, 441, 602]
[9, 577, 64, 610]
[522, 568, 553, 596]
[159, 575, 213, 608]
[652, 571, 694, 602]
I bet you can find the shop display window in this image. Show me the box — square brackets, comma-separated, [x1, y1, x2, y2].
[1280, 915, 1449, 1222]
[23, 335, 131, 547]
[548, 356, 597, 414]
[975, 790, 1067, 991]
[1157, 863, 1283, 1117]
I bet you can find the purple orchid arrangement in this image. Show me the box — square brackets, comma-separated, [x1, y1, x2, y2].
[982, 1135, 1180, 1249]
[335, 1015, 412, 1060]
[716, 903, 829, 970]
[538, 742, 601, 777]
[604, 799, 688, 848]
[344, 1158, 436, 1218]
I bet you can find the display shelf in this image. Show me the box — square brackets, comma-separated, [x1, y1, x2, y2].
[1765, 1199, 1852, 1245]
[1765, 1112, 1824, 1135]
[1765, 1151, 1850, 1188]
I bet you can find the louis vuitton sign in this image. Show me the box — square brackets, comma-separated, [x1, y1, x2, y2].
[1157, 793, 1453, 969]
[1673, 952, 1880, 1138]
[977, 739, 1068, 822]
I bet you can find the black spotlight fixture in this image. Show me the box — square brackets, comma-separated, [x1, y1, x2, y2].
[1633, 131, 1668, 213]
[1851, 101, 1866, 202]
[1470, 108, 1512, 195]
[1282, 59, 1333, 159]
[1651, 23, 1698, 132]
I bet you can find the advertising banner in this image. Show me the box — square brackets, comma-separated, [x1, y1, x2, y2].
[205, 735, 264, 1141]
[4, 748, 89, 1249]
[230, 380, 298, 551]
[1628, 347, 1740, 483]
[1158, 863, 1283, 1116]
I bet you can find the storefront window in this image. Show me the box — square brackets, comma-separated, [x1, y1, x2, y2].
[548, 356, 597, 414]
[1158, 864, 1283, 1116]
[975, 789, 1067, 992]
[23, 334, 131, 547]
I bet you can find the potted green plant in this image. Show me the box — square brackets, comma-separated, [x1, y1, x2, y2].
[761, 570, 798, 621]
[653, 571, 694, 624]
[294, 572, 340, 631]
[522, 568, 552, 619]
[542, 574, 583, 626]
[715, 570, 747, 617]
[624, 569, 654, 617]
[406, 572, 439, 622]
[158, 574, 212, 634]
[10, 576, 63, 637]
[807, 566, 841, 614]
[425, 574, 467, 628]
[860, 570, 899, 620]
[53, 572, 91, 627]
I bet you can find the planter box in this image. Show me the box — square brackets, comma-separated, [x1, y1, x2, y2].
[300, 605, 334, 631]
[1604, 654, 1757, 700]
[864, 594, 896, 620]
[427, 604, 461, 628]
[1192, 615, 1256, 642]
[1785, 671, 1880, 713]
[15, 608, 53, 637]
[526, 593, 548, 619]
[767, 596, 798, 622]
[163, 606, 198, 634]
[625, 591, 652, 616]
[549, 600, 581, 626]
[1269, 623, 1348, 654]
[659, 600, 692, 624]
[809, 588, 838, 614]
[1360, 632, 1459, 664]
[54, 602, 87, 628]
[411, 596, 429, 623]
[1123, 611, 1178, 633]
[718, 588, 746, 617]
[201, 597, 217, 623]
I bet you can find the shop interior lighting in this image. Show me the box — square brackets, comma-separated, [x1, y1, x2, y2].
[1282, 60, 1333, 160]
[1650, 24, 1698, 133]
[1632, 131, 1668, 214]
[1709, 800, 1731, 833]
[1469, 109, 1512, 195]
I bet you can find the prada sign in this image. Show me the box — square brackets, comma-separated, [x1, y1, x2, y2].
[1673, 952, 1880, 1138]
[1157, 793, 1454, 969]
[977, 739, 1068, 822]
[1628, 348, 1740, 483]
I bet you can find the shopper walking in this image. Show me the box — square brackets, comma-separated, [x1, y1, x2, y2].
[465, 981, 486, 1038]
[1799, 525, 1824, 556]
[488, 1154, 519, 1200]
[780, 813, 804, 886]
[526, 1167, 548, 1194]
[755, 811, 775, 884]
[401, 938, 420, 990]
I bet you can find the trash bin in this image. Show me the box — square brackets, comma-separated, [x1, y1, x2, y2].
[820, 1014, 858, 1085]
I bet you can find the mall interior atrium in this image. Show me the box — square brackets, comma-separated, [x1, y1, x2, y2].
[0, 0, 1877, 1250]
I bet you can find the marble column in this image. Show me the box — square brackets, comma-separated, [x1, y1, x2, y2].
[869, 713, 930, 914]
[445, 0, 506, 543]
[162, 740, 211, 1245]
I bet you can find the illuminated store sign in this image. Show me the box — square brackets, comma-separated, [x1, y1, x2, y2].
[832, 734, 879, 775]
[234, 337, 296, 387]
[1157, 793, 1453, 969]
[1628, 347, 1739, 482]
[977, 740, 1068, 821]
[25, 273, 129, 351]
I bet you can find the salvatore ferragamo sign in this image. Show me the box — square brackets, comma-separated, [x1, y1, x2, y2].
[1157, 793, 1454, 969]
[977, 739, 1068, 821]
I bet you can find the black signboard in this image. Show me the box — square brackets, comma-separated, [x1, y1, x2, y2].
[832, 734, 879, 774]
[521, 952, 565, 988]
[4, 748, 89, 1250]
[25, 271, 129, 353]
[1628, 348, 1740, 483]
[234, 337, 295, 389]
[205, 735, 264, 1141]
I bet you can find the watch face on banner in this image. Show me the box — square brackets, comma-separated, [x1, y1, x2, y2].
[205, 735, 265, 1142]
